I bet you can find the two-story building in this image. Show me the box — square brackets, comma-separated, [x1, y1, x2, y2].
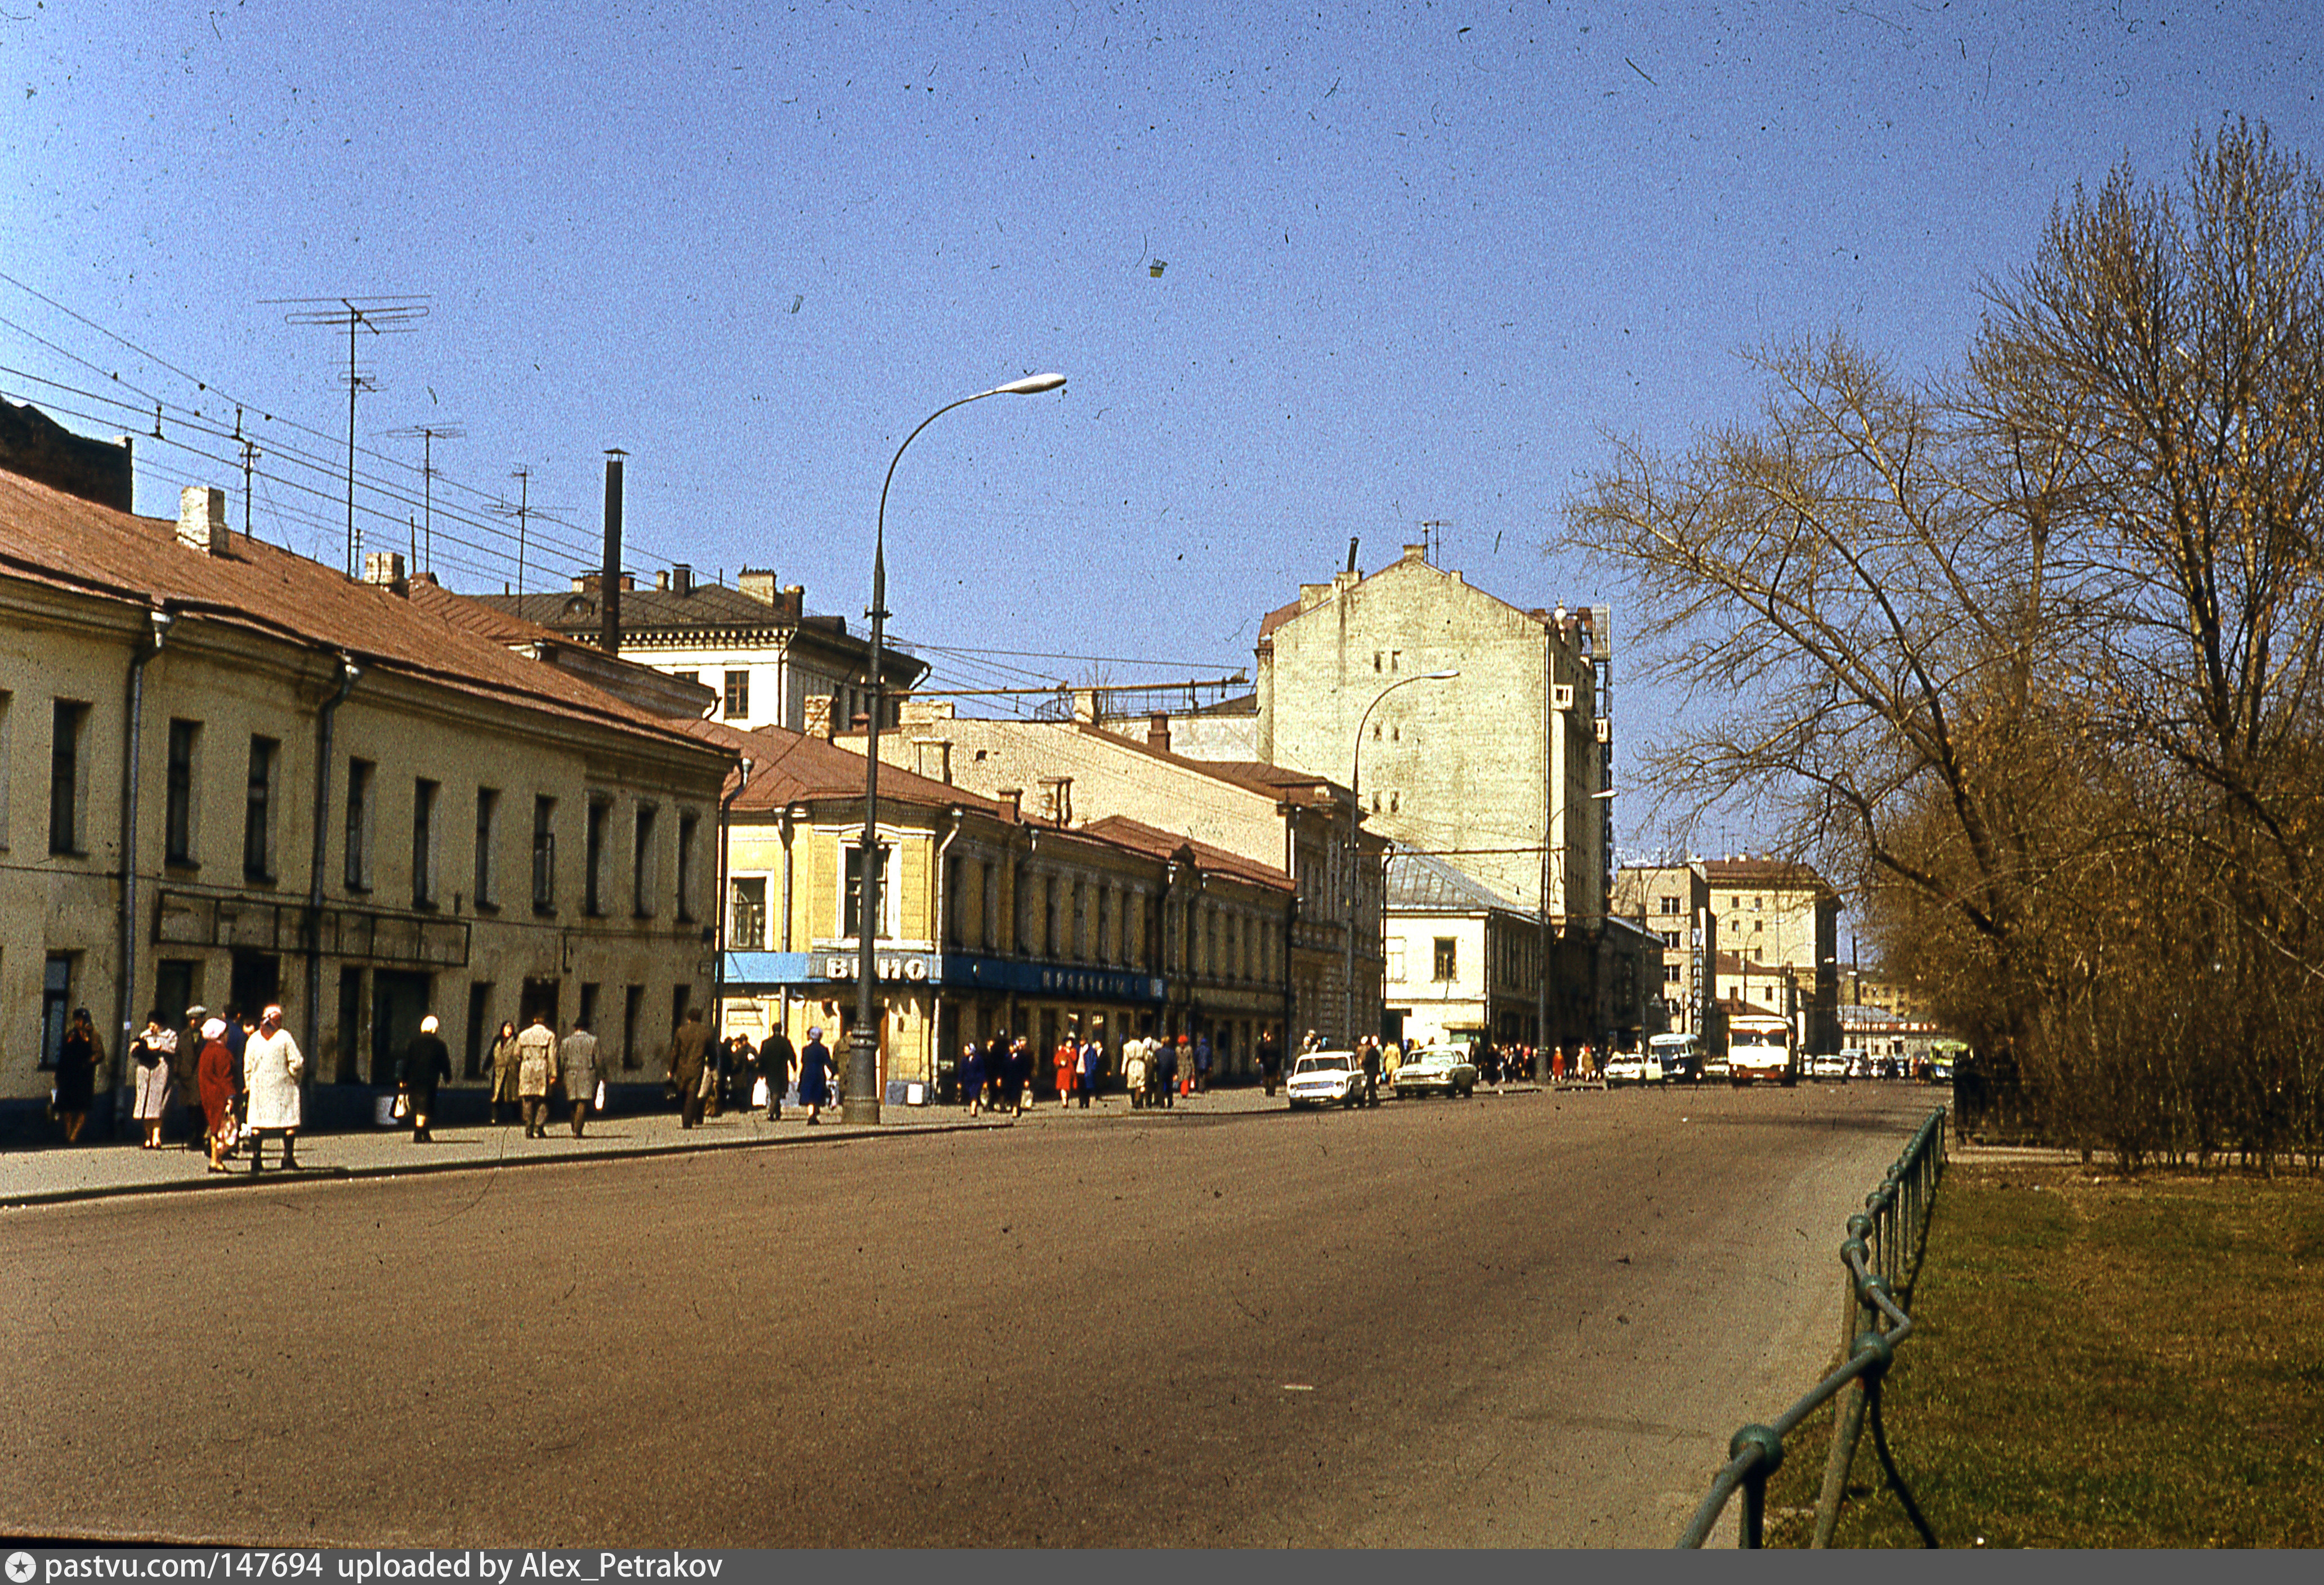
[0, 443, 736, 1136]
[820, 701, 1386, 1057]
[697, 719, 1296, 1098]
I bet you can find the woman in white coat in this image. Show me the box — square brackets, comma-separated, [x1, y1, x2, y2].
[243, 1004, 306, 1172]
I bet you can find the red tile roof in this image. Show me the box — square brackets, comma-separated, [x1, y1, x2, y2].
[0, 467, 729, 761]
[1079, 814, 1295, 891]
[678, 717, 999, 816]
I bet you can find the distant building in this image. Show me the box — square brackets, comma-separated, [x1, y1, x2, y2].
[1705, 853, 1842, 1054]
[1381, 845, 1545, 1051]
[1252, 540, 1613, 1051]
[1611, 861, 1718, 1038]
[476, 566, 926, 734]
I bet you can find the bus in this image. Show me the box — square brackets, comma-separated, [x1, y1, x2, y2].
[1648, 1031, 1702, 1084]
[1726, 1014, 1795, 1087]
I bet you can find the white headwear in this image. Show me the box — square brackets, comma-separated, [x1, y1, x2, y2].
[420, 1015, 440, 1033]
[201, 1018, 227, 1041]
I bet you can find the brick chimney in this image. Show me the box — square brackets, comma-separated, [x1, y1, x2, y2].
[803, 694, 833, 741]
[361, 551, 409, 594]
[671, 563, 694, 596]
[177, 486, 229, 556]
[738, 568, 778, 605]
[997, 787, 1022, 823]
[1147, 711, 1172, 753]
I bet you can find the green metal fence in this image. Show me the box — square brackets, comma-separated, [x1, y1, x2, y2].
[1677, 1105, 1950, 1548]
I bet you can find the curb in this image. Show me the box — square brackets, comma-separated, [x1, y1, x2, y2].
[0, 1116, 1011, 1210]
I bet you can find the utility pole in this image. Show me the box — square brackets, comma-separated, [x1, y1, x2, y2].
[269, 295, 428, 575]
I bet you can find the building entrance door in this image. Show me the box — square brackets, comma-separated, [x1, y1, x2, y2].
[371, 970, 433, 1086]
[230, 952, 280, 1020]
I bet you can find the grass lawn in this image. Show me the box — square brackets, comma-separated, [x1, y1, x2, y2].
[1760, 1154, 2324, 1548]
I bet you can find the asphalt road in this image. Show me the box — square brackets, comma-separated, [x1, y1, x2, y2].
[2, 1081, 1940, 1548]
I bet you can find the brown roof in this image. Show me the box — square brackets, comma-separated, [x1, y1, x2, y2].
[678, 717, 999, 816]
[0, 467, 727, 760]
[1704, 857, 1838, 897]
[1079, 814, 1295, 892]
[1063, 723, 1341, 803]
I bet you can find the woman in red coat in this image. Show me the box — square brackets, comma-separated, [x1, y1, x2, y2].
[196, 1018, 239, 1174]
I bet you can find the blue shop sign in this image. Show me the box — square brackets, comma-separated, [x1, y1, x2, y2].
[721, 949, 1164, 1004]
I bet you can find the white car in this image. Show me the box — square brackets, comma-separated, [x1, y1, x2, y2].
[1809, 1053, 1851, 1082]
[1392, 1044, 1477, 1099]
[1286, 1050, 1365, 1109]
[1603, 1051, 1662, 1087]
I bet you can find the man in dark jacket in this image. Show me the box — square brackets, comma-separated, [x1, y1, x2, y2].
[669, 1007, 713, 1129]
[399, 1015, 453, 1143]
[760, 1025, 796, 1122]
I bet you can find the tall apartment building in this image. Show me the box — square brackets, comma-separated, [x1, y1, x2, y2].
[1252, 541, 1613, 1049]
[1611, 861, 1718, 1038]
[1705, 856, 1843, 1056]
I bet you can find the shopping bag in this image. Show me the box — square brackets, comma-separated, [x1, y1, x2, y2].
[751, 1076, 770, 1108]
[391, 1089, 409, 1120]
[593, 1080, 607, 1112]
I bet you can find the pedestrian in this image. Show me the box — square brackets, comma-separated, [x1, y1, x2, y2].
[1124, 1038, 1148, 1109]
[1302, 1028, 1322, 1056]
[1007, 1035, 1032, 1116]
[488, 1019, 521, 1126]
[52, 1008, 102, 1145]
[1383, 1039, 1404, 1091]
[960, 1040, 986, 1116]
[1053, 1033, 1076, 1107]
[1077, 1030, 1102, 1108]
[669, 1006, 712, 1129]
[175, 1004, 210, 1150]
[515, 1010, 557, 1138]
[1359, 1037, 1382, 1107]
[129, 1009, 176, 1149]
[1194, 1033, 1212, 1094]
[223, 1004, 249, 1093]
[400, 1014, 453, 1143]
[984, 1031, 1009, 1112]
[798, 1026, 832, 1124]
[723, 1034, 756, 1116]
[559, 1015, 602, 1138]
[761, 1023, 795, 1122]
[1258, 1027, 1282, 1098]
[195, 1017, 238, 1174]
[1154, 1035, 1178, 1108]
[243, 1004, 305, 1173]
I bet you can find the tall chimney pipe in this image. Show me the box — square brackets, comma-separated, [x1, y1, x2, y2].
[601, 449, 626, 655]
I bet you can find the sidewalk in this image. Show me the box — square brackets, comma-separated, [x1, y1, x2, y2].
[0, 1082, 1333, 1207]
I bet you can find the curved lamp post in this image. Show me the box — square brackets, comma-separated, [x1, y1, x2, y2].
[848, 372, 1067, 1125]
[1345, 669, 1458, 1049]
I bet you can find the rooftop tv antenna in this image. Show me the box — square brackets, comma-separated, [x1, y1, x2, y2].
[387, 422, 464, 576]
[488, 469, 571, 602]
[1419, 519, 1451, 563]
[267, 295, 429, 575]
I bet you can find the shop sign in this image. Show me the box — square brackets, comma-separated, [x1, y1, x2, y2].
[819, 951, 935, 983]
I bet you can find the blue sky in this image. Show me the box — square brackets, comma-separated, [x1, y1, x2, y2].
[6, 0, 2320, 851]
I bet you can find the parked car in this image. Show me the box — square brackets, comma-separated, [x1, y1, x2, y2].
[1809, 1053, 1851, 1082]
[1703, 1053, 1732, 1082]
[1393, 1044, 1477, 1099]
[1603, 1050, 1662, 1087]
[1286, 1050, 1365, 1109]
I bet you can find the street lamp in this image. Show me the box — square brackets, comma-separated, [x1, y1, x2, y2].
[1345, 669, 1458, 1049]
[848, 372, 1067, 1125]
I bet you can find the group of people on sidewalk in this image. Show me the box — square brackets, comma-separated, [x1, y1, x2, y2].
[51, 1001, 311, 1171]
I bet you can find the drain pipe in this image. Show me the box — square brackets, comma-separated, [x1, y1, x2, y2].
[303, 655, 361, 1075]
[109, 607, 175, 1135]
[710, 756, 752, 1046]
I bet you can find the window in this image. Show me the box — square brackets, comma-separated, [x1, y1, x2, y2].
[413, 777, 440, 907]
[730, 876, 767, 951]
[584, 798, 609, 916]
[1660, 930, 1679, 949]
[474, 787, 500, 908]
[531, 795, 557, 913]
[165, 719, 199, 865]
[41, 953, 72, 1068]
[1433, 937, 1458, 982]
[675, 811, 699, 923]
[723, 670, 750, 720]
[1388, 939, 1406, 983]
[672, 670, 698, 685]
[843, 843, 890, 938]
[243, 735, 278, 881]
[1659, 894, 1681, 915]
[623, 983, 645, 1069]
[344, 758, 376, 890]
[48, 700, 90, 855]
[631, 804, 658, 917]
